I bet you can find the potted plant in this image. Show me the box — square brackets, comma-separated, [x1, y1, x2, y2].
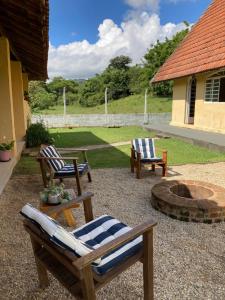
[40, 183, 73, 205]
[0, 140, 14, 162]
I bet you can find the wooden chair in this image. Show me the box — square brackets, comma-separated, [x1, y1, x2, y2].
[21, 192, 156, 300]
[130, 138, 167, 179]
[37, 145, 92, 195]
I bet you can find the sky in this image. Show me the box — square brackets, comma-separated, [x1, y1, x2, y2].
[48, 0, 212, 79]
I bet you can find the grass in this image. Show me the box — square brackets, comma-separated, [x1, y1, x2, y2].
[14, 127, 225, 175]
[34, 94, 172, 115]
[50, 126, 153, 147]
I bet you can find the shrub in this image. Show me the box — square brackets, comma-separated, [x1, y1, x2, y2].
[26, 122, 53, 147]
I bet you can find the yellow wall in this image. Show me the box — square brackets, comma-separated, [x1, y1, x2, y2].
[194, 74, 225, 132]
[171, 73, 225, 133]
[0, 37, 17, 155]
[171, 78, 187, 126]
[22, 72, 31, 128]
[0, 37, 31, 156]
[11, 61, 26, 141]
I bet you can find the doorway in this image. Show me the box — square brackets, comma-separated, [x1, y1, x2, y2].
[185, 77, 196, 124]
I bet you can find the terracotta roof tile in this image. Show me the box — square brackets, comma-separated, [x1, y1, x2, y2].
[152, 0, 225, 82]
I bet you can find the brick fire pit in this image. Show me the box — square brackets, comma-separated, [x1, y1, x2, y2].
[151, 180, 225, 223]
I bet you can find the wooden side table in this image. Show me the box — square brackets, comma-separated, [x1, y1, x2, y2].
[40, 189, 80, 227]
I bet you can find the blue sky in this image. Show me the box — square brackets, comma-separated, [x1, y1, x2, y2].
[49, 0, 211, 46]
[48, 0, 212, 78]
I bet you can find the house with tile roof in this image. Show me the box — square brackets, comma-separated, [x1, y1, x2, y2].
[152, 0, 225, 133]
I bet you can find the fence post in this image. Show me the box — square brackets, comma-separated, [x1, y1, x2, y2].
[105, 87, 108, 126]
[63, 86, 66, 125]
[144, 88, 148, 124]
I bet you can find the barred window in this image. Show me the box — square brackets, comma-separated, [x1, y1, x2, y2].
[205, 72, 225, 102]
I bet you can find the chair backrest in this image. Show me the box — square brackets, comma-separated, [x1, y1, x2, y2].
[40, 145, 65, 172]
[21, 204, 101, 265]
[132, 138, 156, 159]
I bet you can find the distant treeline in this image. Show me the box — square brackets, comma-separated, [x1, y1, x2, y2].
[29, 26, 188, 111]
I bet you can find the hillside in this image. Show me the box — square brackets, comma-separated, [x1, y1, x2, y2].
[34, 94, 172, 115]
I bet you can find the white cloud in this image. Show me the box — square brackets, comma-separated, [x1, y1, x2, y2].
[48, 12, 186, 79]
[125, 0, 159, 11]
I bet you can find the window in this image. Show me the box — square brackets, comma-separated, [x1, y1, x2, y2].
[205, 71, 225, 102]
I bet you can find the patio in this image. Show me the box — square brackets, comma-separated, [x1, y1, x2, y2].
[1, 164, 225, 299]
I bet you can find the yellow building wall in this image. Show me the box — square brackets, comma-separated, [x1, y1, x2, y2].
[11, 61, 26, 141]
[194, 74, 225, 133]
[0, 37, 32, 157]
[171, 74, 225, 133]
[22, 73, 31, 128]
[0, 37, 17, 155]
[171, 78, 187, 126]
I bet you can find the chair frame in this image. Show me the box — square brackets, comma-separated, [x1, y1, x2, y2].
[23, 192, 156, 300]
[37, 146, 92, 196]
[130, 141, 167, 179]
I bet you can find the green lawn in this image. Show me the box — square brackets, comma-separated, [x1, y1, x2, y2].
[14, 126, 225, 175]
[34, 94, 172, 115]
[50, 126, 153, 147]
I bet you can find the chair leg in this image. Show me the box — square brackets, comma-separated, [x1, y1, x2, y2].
[39, 160, 49, 188]
[30, 237, 49, 289]
[87, 171, 92, 182]
[73, 160, 82, 195]
[143, 230, 154, 300]
[136, 161, 141, 179]
[151, 164, 155, 172]
[162, 164, 167, 177]
[81, 266, 96, 300]
[75, 174, 82, 196]
[130, 158, 134, 173]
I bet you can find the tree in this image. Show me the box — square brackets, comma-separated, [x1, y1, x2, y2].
[103, 68, 130, 100]
[100, 55, 132, 100]
[128, 65, 149, 94]
[144, 27, 189, 96]
[78, 76, 104, 107]
[47, 76, 79, 104]
[29, 81, 56, 111]
[107, 55, 132, 70]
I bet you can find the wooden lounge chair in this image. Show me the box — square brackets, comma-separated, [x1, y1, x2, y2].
[130, 138, 167, 179]
[21, 192, 156, 300]
[37, 145, 92, 195]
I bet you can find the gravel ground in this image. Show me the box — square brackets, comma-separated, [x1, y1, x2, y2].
[1, 163, 225, 299]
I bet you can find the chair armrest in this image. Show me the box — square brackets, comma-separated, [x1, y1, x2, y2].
[57, 148, 89, 163]
[37, 156, 79, 161]
[73, 219, 157, 270]
[57, 147, 88, 152]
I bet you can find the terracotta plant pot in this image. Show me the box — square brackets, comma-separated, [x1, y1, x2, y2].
[0, 150, 11, 162]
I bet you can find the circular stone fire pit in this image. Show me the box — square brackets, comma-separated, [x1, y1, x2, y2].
[151, 180, 225, 223]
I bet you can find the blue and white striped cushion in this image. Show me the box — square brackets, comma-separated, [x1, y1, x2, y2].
[40, 145, 65, 171]
[55, 163, 89, 176]
[20, 204, 101, 265]
[72, 215, 143, 275]
[133, 138, 161, 161]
